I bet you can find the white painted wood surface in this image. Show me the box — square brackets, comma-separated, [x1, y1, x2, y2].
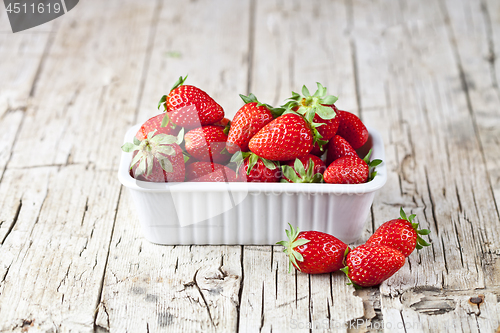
[1, 0, 500, 332]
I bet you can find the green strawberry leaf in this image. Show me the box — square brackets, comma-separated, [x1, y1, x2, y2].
[417, 229, 431, 235]
[133, 137, 141, 146]
[363, 149, 373, 164]
[294, 159, 306, 177]
[161, 113, 170, 127]
[369, 159, 382, 168]
[315, 105, 336, 120]
[408, 214, 416, 223]
[247, 153, 259, 175]
[176, 128, 185, 145]
[400, 207, 408, 220]
[417, 237, 431, 247]
[239, 93, 258, 104]
[302, 85, 311, 97]
[121, 142, 136, 153]
[260, 157, 277, 170]
[416, 244, 423, 250]
[130, 152, 143, 169]
[158, 95, 167, 110]
[170, 75, 188, 91]
[183, 153, 190, 163]
[282, 165, 301, 183]
[322, 95, 338, 105]
[158, 155, 173, 173]
[146, 155, 153, 176]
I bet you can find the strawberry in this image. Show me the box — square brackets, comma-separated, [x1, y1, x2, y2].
[326, 135, 358, 166]
[310, 142, 326, 157]
[135, 114, 179, 141]
[324, 150, 382, 184]
[158, 75, 224, 128]
[285, 83, 339, 146]
[277, 224, 348, 274]
[248, 112, 313, 161]
[366, 208, 431, 257]
[336, 110, 369, 149]
[341, 244, 406, 287]
[281, 155, 325, 183]
[226, 94, 282, 154]
[232, 152, 281, 182]
[184, 125, 231, 164]
[323, 156, 369, 184]
[213, 117, 231, 128]
[185, 162, 237, 182]
[122, 130, 185, 182]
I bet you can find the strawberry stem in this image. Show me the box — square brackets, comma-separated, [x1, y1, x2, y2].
[276, 223, 310, 273]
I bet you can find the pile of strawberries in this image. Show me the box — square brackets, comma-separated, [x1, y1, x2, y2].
[277, 208, 431, 287]
[122, 76, 381, 183]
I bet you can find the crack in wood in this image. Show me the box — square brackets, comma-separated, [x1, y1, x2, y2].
[1, 199, 22, 245]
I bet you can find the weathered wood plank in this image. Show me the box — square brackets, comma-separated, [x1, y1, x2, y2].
[0, 15, 56, 180]
[248, 0, 358, 113]
[135, 0, 251, 124]
[239, 1, 365, 332]
[95, 190, 242, 333]
[96, 0, 251, 332]
[7, 0, 157, 171]
[347, 0, 500, 330]
[0, 166, 120, 332]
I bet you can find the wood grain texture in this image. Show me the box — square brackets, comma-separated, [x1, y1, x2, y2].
[0, 0, 500, 332]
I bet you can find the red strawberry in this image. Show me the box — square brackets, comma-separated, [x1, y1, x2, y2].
[323, 156, 368, 184]
[326, 135, 358, 166]
[135, 114, 179, 141]
[248, 112, 313, 161]
[285, 83, 339, 144]
[213, 117, 231, 128]
[336, 110, 369, 149]
[366, 208, 431, 257]
[226, 94, 282, 154]
[341, 244, 405, 287]
[310, 142, 326, 156]
[233, 152, 281, 182]
[184, 125, 231, 164]
[185, 162, 237, 182]
[122, 131, 185, 182]
[158, 76, 224, 128]
[281, 154, 325, 183]
[277, 224, 348, 274]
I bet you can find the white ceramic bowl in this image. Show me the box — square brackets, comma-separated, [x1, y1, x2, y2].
[117, 125, 387, 245]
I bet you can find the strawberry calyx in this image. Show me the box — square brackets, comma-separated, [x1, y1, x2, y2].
[362, 149, 383, 181]
[230, 151, 278, 175]
[281, 158, 323, 183]
[285, 82, 338, 121]
[157, 75, 189, 112]
[240, 93, 285, 118]
[339, 266, 362, 289]
[399, 207, 431, 250]
[276, 223, 311, 273]
[122, 129, 184, 177]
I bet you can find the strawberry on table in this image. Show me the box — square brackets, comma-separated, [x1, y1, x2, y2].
[336, 110, 369, 149]
[158, 75, 224, 128]
[184, 125, 231, 164]
[185, 161, 238, 182]
[248, 112, 313, 161]
[135, 114, 179, 141]
[277, 224, 348, 274]
[366, 208, 431, 257]
[341, 244, 406, 288]
[232, 152, 281, 182]
[122, 130, 185, 182]
[281, 154, 325, 183]
[226, 93, 283, 154]
[326, 135, 358, 166]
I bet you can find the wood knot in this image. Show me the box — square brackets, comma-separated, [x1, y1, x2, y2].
[469, 295, 484, 305]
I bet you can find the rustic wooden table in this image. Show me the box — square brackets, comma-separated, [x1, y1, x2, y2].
[1, 0, 500, 332]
